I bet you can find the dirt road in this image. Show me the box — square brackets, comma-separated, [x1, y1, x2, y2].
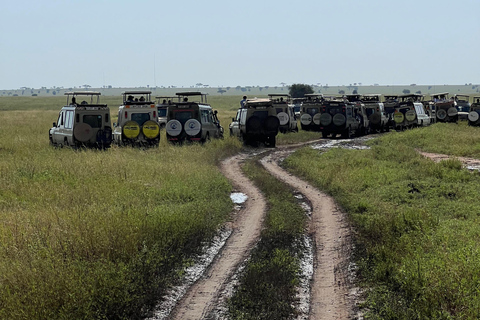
[170, 153, 266, 320]
[261, 149, 353, 320]
[170, 141, 356, 319]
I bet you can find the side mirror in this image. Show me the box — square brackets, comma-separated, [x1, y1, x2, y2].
[53, 122, 57, 127]
[232, 117, 235, 122]
[113, 122, 117, 127]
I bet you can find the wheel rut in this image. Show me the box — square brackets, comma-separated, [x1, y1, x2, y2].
[169, 140, 356, 319]
[169, 153, 267, 320]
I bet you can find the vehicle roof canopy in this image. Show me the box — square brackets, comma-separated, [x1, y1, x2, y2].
[431, 92, 449, 97]
[268, 93, 291, 97]
[175, 92, 208, 103]
[64, 91, 104, 106]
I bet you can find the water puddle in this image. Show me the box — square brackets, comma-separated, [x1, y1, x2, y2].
[149, 227, 232, 320]
[230, 192, 248, 204]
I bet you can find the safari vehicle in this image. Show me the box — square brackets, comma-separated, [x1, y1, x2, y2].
[229, 98, 280, 147]
[362, 94, 389, 132]
[165, 92, 223, 143]
[391, 94, 421, 130]
[401, 94, 430, 127]
[384, 95, 399, 129]
[155, 96, 176, 129]
[454, 94, 471, 121]
[468, 96, 480, 126]
[49, 91, 112, 148]
[291, 98, 305, 117]
[113, 91, 160, 147]
[319, 98, 369, 138]
[431, 92, 457, 123]
[422, 100, 436, 124]
[268, 94, 298, 133]
[300, 94, 324, 131]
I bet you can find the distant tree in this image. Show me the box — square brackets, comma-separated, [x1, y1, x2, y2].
[352, 89, 358, 94]
[217, 89, 226, 95]
[403, 89, 411, 94]
[289, 83, 314, 98]
[338, 90, 345, 94]
[416, 90, 422, 94]
[428, 86, 432, 90]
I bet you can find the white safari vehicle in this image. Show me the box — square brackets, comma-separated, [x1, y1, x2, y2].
[165, 92, 224, 143]
[299, 94, 324, 131]
[155, 96, 176, 129]
[362, 94, 389, 132]
[113, 91, 160, 147]
[49, 91, 112, 148]
[268, 93, 298, 133]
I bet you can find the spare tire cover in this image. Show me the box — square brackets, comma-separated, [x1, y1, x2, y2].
[122, 121, 140, 139]
[320, 113, 332, 126]
[437, 109, 447, 120]
[394, 112, 405, 124]
[468, 111, 479, 122]
[277, 112, 289, 126]
[447, 107, 458, 117]
[246, 116, 262, 131]
[405, 110, 416, 121]
[300, 114, 312, 125]
[184, 119, 201, 136]
[264, 116, 280, 132]
[369, 113, 381, 124]
[142, 120, 160, 139]
[313, 113, 322, 125]
[166, 120, 182, 136]
[332, 113, 346, 126]
[74, 123, 94, 142]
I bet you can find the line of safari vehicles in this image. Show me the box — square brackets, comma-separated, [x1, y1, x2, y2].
[49, 91, 480, 149]
[49, 91, 224, 148]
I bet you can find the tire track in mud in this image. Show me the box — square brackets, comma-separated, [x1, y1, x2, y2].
[169, 139, 359, 319]
[260, 148, 353, 320]
[169, 153, 267, 320]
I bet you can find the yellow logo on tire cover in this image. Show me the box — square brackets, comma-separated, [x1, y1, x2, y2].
[123, 120, 140, 139]
[142, 120, 160, 139]
[394, 112, 405, 123]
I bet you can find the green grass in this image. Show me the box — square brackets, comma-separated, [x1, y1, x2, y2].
[227, 157, 307, 320]
[284, 123, 480, 319]
[0, 97, 243, 319]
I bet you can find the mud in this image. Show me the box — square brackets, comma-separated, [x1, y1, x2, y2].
[418, 150, 480, 171]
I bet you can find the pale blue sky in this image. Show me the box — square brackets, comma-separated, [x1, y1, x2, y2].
[1, 0, 478, 89]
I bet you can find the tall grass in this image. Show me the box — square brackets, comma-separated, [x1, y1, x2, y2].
[227, 157, 307, 319]
[285, 123, 480, 319]
[0, 101, 242, 318]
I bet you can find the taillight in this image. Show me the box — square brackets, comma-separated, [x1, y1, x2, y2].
[322, 107, 326, 112]
[153, 111, 156, 118]
[125, 111, 128, 119]
[377, 108, 379, 112]
[342, 107, 346, 113]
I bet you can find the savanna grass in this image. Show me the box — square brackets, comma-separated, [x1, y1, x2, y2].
[227, 157, 307, 320]
[284, 123, 480, 319]
[0, 98, 242, 319]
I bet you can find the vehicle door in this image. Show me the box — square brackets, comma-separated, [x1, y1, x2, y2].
[230, 109, 241, 136]
[52, 111, 65, 144]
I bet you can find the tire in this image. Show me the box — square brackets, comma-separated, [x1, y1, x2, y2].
[264, 116, 280, 133]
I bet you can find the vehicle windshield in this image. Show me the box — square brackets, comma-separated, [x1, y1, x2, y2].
[158, 108, 167, 117]
[457, 106, 470, 112]
[365, 108, 375, 116]
[253, 111, 268, 120]
[276, 108, 284, 114]
[306, 108, 319, 116]
[327, 107, 343, 115]
[174, 111, 193, 125]
[131, 113, 150, 125]
[385, 107, 395, 114]
[83, 115, 102, 128]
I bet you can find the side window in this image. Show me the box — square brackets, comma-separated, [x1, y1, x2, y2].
[57, 112, 62, 127]
[208, 110, 214, 123]
[65, 111, 74, 129]
[105, 113, 109, 123]
[60, 112, 64, 126]
[235, 110, 241, 121]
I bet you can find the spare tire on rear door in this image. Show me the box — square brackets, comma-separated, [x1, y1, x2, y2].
[142, 120, 160, 139]
[166, 120, 182, 136]
[122, 120, 140, 139]
[74, 123, 94, 142]
[300, 114, 312, 125]
[313, 113, 322, 125]
[264, 116, 280, 134]
[320, 113, 332, 126]
[369, 113, 381, 125]
[468, 111, 479, 122]
[332, 113, 346, 126]
[437, 109, 447, 120]
[184, 119, 201, 136]
[277, 112, 289, 126]
[246, 116, 262, 132]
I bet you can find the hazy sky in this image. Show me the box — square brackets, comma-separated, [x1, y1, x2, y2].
[1, 0, 479, 89]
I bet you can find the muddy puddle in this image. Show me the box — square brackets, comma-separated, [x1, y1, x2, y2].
[311, 136, 373, 151]
[149, 227, 232, 320]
